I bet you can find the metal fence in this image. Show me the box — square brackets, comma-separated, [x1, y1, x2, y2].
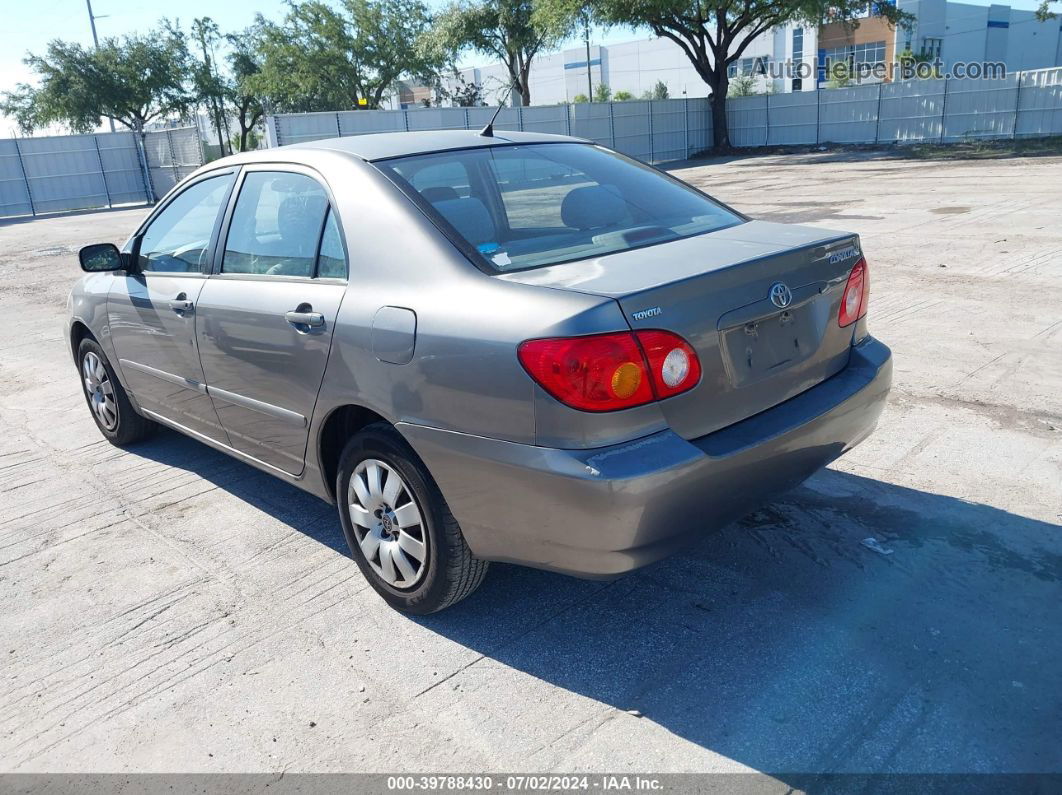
[0, 126, 204, 220]
[729, 66, 1062, 147]
[267, 66, 1062, 160]
[268, 98, 713, 164]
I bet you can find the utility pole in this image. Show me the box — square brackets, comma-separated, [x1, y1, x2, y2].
[583, 12, 593, 101]
[86, 0, 116, 132]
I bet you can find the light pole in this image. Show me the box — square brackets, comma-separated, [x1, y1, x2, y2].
[583, 12, 593, 101]
[85, 0, 116, 133]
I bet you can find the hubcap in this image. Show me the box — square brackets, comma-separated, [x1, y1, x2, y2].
[347, 459, 427, 589]
[82, 351, 118, 431]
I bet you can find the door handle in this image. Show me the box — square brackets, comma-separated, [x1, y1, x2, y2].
[285, 310, 325, 328]
[169, 294, 194, 313]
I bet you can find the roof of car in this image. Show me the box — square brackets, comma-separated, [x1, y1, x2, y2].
[289, 129, 587, 162]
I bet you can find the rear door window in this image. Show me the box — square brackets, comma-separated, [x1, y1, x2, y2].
[222, 172, 330, 278]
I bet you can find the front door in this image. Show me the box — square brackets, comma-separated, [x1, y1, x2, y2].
[195, 168, 349, 475]
[108, 171, 236, 442]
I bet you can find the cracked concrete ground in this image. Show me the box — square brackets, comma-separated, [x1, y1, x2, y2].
[0, 151, 1059, 777]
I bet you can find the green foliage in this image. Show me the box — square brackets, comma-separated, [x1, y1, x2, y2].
[1035, 1, 1058, 22]
[572, 93, 589, 103]
[592, 82, 611, 102]
[251, 0, 441, 113]
[226, 21, 268, 151]
[727, 74, 757, 97]
[581, 0, 913, 148]
[425, 1, 577, 106]
[0, 24, 193, 134]
[613, 90, 633, 101]
[649, 79, 669, 100]
[825, 61, 852, 88]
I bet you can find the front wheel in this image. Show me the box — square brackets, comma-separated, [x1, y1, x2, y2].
[336, 423, 488, 614]
[77, 338, 156, 446]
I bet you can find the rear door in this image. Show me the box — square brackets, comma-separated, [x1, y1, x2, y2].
[108, 170, 236, 441]
[195, 167, 348, 475]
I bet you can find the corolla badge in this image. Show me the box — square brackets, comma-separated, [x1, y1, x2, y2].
[768, 282, 793, 309]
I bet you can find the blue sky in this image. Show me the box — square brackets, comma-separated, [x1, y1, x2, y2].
[0, 0, 1050, 135]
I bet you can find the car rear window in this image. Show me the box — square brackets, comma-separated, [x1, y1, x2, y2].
[377, 143, 743, 272]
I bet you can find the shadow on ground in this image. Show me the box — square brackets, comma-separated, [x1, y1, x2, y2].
[131, 429, 1062, 776]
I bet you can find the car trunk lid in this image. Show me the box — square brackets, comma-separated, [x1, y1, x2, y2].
[499, 220, 864, 440]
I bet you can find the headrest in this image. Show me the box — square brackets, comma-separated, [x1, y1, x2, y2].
[561, 184, 627, 231]
[277, 194, 328, 249]
[421, 186, 460, 203]
[432, 197, 495, 246]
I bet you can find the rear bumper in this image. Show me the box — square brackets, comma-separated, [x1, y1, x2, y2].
[399, 336, 892, 578]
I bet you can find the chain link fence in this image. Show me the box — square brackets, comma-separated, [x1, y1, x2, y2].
[0, 126, 204, 220]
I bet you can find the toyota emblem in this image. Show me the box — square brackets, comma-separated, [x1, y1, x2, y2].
[769, 282, 792, 309]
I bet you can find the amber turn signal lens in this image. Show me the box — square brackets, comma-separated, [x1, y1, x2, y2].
[610, 362, 643, 399]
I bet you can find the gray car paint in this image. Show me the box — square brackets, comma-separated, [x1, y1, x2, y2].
[67, 130, 892, 578]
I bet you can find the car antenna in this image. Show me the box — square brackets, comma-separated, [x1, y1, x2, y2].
[479, 80, 517, 137]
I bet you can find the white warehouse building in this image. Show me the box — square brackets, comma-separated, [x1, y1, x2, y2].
[440, 1, 1062, 106]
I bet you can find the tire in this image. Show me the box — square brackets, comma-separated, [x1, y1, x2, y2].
[77, 337, 157, 446]
[336, 423, 488, 614]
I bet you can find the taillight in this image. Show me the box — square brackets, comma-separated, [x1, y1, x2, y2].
[634, 330, 702, 400]
[838, 258, 869, 327]
[518, 330, 700, 412]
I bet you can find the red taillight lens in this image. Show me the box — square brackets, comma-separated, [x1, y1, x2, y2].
[634, 330, 702, 399]
[838, 258, 869, 327]
[518, 330, 700, 412]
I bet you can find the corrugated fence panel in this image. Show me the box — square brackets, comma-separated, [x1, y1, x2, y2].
[406, 107, 469, 131]
[520, 105, 569, 135]
[818, 84, 879, 143]
[265, 69, 1060, 158]
[1016, 67, 1062, 137]
[612, 100, 652, 160]
[943, 75, 1019, 141]
[686, 99, 713, 155]
[277, 112, 341, 145]
[339, 109, 406, 134]
[569, 103, 613, 147]
[94, 132, 147, 205]
[728, 96, 767, 147]
[651, 100, 691, 161]
[766, 91, 818, 146]
[0, 139, 34, 218]
[17, 134, 111, 214]
[878, 79, 946, 142]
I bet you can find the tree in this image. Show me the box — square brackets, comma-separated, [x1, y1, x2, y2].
[0, 25, 193, 136]
[577, 0, 912, 150]
[426, 1, 576, 106]
[648, 79, 669, 100]
[226, 23, 268, 151]
[572, 92, 590, 103]
[434, 68, 486, 106]
[825, 60, 852, 89]
[191, 17, 230, 156]
[251, 0, 442, 112]
[727, 73, 757, 96]
[1036, 1, 1058, 21]
[613, 90, 633, 100]
[593, 82, 612, 102]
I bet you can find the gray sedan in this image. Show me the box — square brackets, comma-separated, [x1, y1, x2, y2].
[67, 130, 891, 614]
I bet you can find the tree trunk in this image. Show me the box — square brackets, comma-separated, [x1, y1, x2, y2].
[709, 74, 731, 151]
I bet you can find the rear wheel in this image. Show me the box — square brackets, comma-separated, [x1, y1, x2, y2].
[336, 423, 488, 614]
[77, 338, 156, 446]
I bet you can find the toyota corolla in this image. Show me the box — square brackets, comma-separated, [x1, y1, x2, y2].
[68, 129, 892, 614]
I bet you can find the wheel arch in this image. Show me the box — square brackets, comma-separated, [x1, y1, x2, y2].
[316, 404, 394, 503]
[69, 320, 96, 359]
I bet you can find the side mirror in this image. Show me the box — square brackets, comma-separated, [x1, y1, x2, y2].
[79, 243, 124, 273]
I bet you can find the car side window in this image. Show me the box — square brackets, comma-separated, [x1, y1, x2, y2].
[316, 209, 347, 279]
[138, 174, 235, 273]
[222, 172, 329, 278]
